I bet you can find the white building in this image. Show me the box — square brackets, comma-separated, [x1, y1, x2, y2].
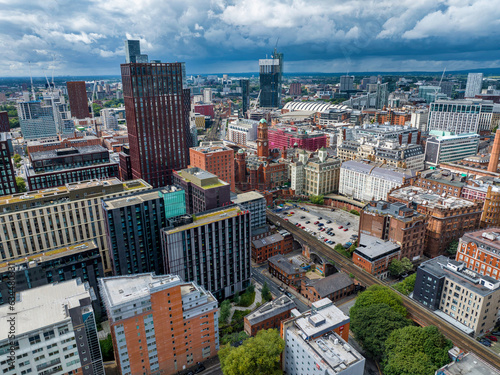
[465, 73, 483, 98]
[203, 88, 212, 104]
[0, 280, 104, 375]
[233, 191, 267, 230]
[339, 159, 416, 202]
[227, 118, 258, 145]
[424, 131, 480, 167]
[281, 298, 365, 375]
[410, 109, 429, 132]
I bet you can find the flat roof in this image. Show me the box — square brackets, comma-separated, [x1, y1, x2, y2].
[268, 254, 305, 275]
[233, 191, 265, 204]
[102, 186, 182, 209]
[30, 145, 108, 161]
[356, 234, 400, 260]
[165, 206, 242, 234]
[389, 186, 478, 210]
[0, 280, 90, 341]
[245, 295, 295, 325]
[295, 300, 350, 338]
[437, 352, 499, 375]
[252, 233, 284, 249]
[462, 228, 500, 253]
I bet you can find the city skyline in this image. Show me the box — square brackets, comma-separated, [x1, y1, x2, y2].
[0, 0, 499, 77]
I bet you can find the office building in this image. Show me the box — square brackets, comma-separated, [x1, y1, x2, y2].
[339, 159, 416, 202]
[289, 82, 301, 96]
[339, 75, 354, 92]
[268, 127, 327, 152]
[103, 187, 186, 276]
[17, 101, 58, 140]
[124, 39, 148, 63]
[173, 168, 231, 214]
[424, 131, 480, 167]
[0, 241, 104, 316]
[281, 298, 365, 375]
[99, 273, 218, 375]
[122, 41, 190, 187]
[67, 81, 90, 119]
[259, 48, 283, 108]
[226, 118, 258, 145]
[26, 145, 119, 190]
[0, 280, 104, 375]
[465, 73, 483, 98]
[251, 231, 293, 263]
[26, 135, 101, 154]
[244, 295, 295, 336]
[418, 85, 446, 103]
[457, 229, 500, 280]
[353, 235, 401, 279]
[0, 111, 9, 132]
[413, 256, 500, 336]
[161, 205, 251, 299]
[360, 200, 426, 260]
[189, 144, 235, 191]
[388, 186, 483, 257]
[240, 79, 250, 117]
[194, 104, 214, 118]
[232, 191, 266, 230]
[0, 133, 18, 196]
[290, 149, 341, 196]
[0, 178, 151, 274]
[427, 99, 498, 134]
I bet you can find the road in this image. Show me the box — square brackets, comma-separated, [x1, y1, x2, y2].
[267, 210, 500, 371]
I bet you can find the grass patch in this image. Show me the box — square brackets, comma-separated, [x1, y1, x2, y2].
[333, 244, 352, 259]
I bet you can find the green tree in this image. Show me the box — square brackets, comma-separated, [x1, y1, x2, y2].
[219, 300, 232, 325]
[219, 329, 285, 375]
[12, 153, 21, 163]
[92, 102, 102, 115]
[99, 334, 114, 361]
[383, 326, 453, 375]
[393, 274, 417, 296]
[309, 195, 324, 205]
[351, 303, 411, 359]
[349, 209, 360, 216]
[261, 282, 272, 302]
[16, 177, 26, 193]
[350, 285, 407, 318]
[446, 240, 459, 255]
[389, 257, 413, 277]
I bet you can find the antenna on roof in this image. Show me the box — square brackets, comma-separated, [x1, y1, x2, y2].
[29, 61, 36, 101]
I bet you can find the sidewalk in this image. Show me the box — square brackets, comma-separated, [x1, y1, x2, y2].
[228, 282, 263, 321]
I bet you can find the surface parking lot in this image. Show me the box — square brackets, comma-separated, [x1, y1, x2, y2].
[275, 203, 360, 248]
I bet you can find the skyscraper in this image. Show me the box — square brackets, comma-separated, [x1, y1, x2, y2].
[124, 39, 148, 63]
[67, 81, 90, 119]
[465, 73, 483, 98]
[0, 133, 17, 196]
[121, 40, 191, 187]
[240, 79, 250, 117]
[0, 111, 9, 132]
[340, 75, 354, 91]
[259, 48, 283, 108]
[17, 100, 57, 139]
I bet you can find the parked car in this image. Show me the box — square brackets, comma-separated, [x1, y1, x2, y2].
[492, 331, 500, 336]
[314, 221, 319, 225]
[290, 212, 295, 215]
[300, 216, 306, 219]
[324, 238, 328, 242]
[346, 222, 351, 226]
[301, 226, 305, 229]
[486, 335, 498, 342]
[317, 217, 322, 220]
[343, 228, 348, 232]
[305, 221, 310, 224]
[331, 208, 335, 211]
[284, 218, 288, 221]
[326, 220, 332, 224]
[318, 223, 324, 226]
[480, 339, 492, 347]
[279, 286, 285, 292]
[338, 226, 343, 229]
[285, 291, 293, 298]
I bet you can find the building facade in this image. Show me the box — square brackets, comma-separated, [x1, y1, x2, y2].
[0, 133, 18, 196]
[424, 131, 480, 167]
[465, 73, 483, 98]
[67, 81, 90, 119]
[189, 145, 235, 191]
[232, 191, 267, 231]
[268, 254, 306, 290]
[252, 231, 293, 263]
[353, 235, 401, 279]
[301, 272, 355, 304]
[18, 101, 58, 140]
[226, 119, 258, 145]
[268, 127, 327, 152]
[457, 229, 500, 280]
[100, 274, 218, 375]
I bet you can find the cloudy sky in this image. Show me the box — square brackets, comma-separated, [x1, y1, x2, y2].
[1, 0, 499, 77]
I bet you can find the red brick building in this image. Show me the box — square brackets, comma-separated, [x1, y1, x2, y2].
[353, 235, 401, 279]
[252, 231, 293, 263]
[268, 254, 306, 290]
[457, 229, 500, 280]
[67, 81, 90, 119]
[244, 295, 295, 336]
[301, 272, 355, 305]
[189, 144, 235, 192]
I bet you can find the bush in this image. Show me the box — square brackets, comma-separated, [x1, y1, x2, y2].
[220, 300, 232, 324]
[262, 282, 272, 302]
[99, 335, 114, 361]
[238, 291, 256, 307]
[393, 274, 417, 296]
[333, 244, 351, 258]
[349, 209, 360, 216]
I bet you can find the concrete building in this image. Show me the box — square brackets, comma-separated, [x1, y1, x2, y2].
[388, 185, 483, 257]
[232, 191, 267, 231]
[0, 133, 18, 196]
[301, 272, 355, 304]
[103, 187, 186, 276]
[281, 298, 365, 375]
[424, 131, 480, 167]
[339, 75, 354, 92]
[189, 144, 235, 191]
[244, 295, 295, 337]
[0, 280, 104, 375]
[124, 39, 148, 63]
[413, 256, 500, 336]
[465, 73, 483, 98]
[226, 118, 258, 145]
[412, 168, 466, 197]
[173, 168, 231, 214]
[252, 231, 293, 263]
[457, 229, 500, 280]
[353, 235, 401, 279]
[17, 101, 58, 140]
[26, 135, 101, 155]
[290, 148, 341, 196]
[0, 178, 151, 274]
[437, 351, 499, 375]
[99, 273, 218, 375]
[289, 82, 302, 96]
[161, 205, 251, 299]
[339, 159, 416, 202]
[410, 109, 429, 132]
[203, 88, 212, 104]
[360, 200, 427, 260]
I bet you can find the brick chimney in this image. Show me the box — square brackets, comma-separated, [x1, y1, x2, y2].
[488, 129, 500, 172]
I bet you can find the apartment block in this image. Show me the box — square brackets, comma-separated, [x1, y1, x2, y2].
[67, 81, 90, 119]
[281, 298, 365, 375]
[244, 295, 295, 337]
[457, 229, 500, 280]
[251, 230, 293, 263]
[353, 235, 401, 279]
[99, 273, 218, 375]
[161, 205, 252, 300]
[268, 127, 327, 152]
[388, 185, 482, 257]
[226, 118, 258, 145]
[412, 169, 465, 197]
[17, 101, 58, 140]
[189, 144, 235, 191]
[173, 168, 231, 214]
[102, 187, 186, 276]
[0, 178, 151, 274]
[413, 256, 500, 336]
[0, 280, 104, 375]
[232, 191, 266, 231]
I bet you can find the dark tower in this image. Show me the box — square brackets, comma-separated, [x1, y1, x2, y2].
[259, 48, 283, 108]
[240, 79, 250, 118]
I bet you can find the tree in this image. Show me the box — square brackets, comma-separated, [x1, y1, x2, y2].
[393, 273, 417, 296]
[350, 303, 411, 359]
[309, 194, 324, 205]
[219, 300, 232, 325]
[446, 240, 459, 255]
[16, 177, 26, 193]
[383, 326, 453, 375]
[389, 257, 413, 277]
[349, 209, 360, 216]
[99, 334, 114, 361]
[350, 285, 407, 318]
[219, 329, 285, 375]
[261, 282, 272, 302]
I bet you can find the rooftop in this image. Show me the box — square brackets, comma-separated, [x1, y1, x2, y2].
[268, 254, 306, 275]
[191, 145, 233, 154]
[165, 206, 243, 234]
[30, 145, 109, 161]
[437, 352, 499, 375]
[252, 233, 284, 249]
[341, 159, 416, 183]
[233, 191, 265, 204]
[245, 295, 295, 325]
[364, 200, 423, 222]
[102, 186, 183, 209]
[355, 234, 401, 261]
[462, 229, 500, 253]
[389, 186, 479, 210]
[176, 167, 227, 189]
[0, 279, 90, 341]
[305, 272, 354, 298]
[294, 299, 350, 338]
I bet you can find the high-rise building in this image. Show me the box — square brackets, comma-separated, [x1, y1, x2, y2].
[0, 111, 9, 132]
[17, 101, 57, 139]
[232, 191, 266, 231]
[124, 39, 148, 63]
[103, 187, 186, 276]
[67, 81, 90, 119]
[289, 82, 301, 96]
[465, 73, 483, 98]
[0, 280, 105, 375]
[122, 41, 191, 187]
[99, 273, 219, 375]
[240, 79, 250, 117]
[161, 205, 252, 299]
[259, 48, 283, 108]
[0, 133, 18, 196]
[203, 87, 212, 104]
[340, 75, 354, 91]
[189, 144, 235, 191]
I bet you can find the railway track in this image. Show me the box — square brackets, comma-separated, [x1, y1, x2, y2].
[267, 210, 500, 370]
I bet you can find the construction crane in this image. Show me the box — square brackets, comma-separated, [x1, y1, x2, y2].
[433, 68, 447, 101]
[251, 89, 262, 110]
